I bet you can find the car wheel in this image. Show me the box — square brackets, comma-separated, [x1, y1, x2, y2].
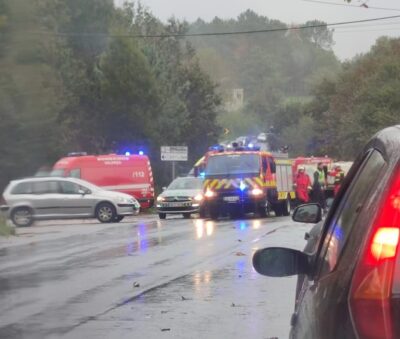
[282, 199, 291, 216]
[114, 215, 124, 222]
[183, 213, 191, 219]
[11, 207, 34, 227]
[159, 213, 166, 220]
[199, 207, 206, 219]
[209, 207, 219, 220]
[96, 202, 116, 223]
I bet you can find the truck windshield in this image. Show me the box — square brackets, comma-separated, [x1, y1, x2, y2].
[51, 169, 66, 177]
[205, 154, 260, 176]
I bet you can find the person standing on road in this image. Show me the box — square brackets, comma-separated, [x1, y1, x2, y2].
[333, 165, 345, 196]
[294, 166, 312, 205]
[313, 162, 327, 211]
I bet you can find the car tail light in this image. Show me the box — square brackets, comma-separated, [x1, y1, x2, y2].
[350, 169, 400, 339]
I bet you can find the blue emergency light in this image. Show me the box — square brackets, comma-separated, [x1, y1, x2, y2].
[125, 151, 131, 156]
[239, 180, 246, 191]
[139, 150, 144, 156]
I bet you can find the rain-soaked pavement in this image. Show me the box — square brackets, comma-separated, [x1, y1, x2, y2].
[0, 215, 313, 339]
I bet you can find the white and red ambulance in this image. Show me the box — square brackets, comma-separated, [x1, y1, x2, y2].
[52, 153, 154, 209]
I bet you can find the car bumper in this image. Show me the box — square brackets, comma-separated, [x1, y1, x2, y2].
[0, 205, 9, 212]
[116, 204, 140, 216]
[156, 203, 201, 214]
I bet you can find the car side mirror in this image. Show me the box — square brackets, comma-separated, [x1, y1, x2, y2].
[253, 247, 310, 277]
[79, 189, 91, 195]
[162, 187, 167, 191]
[292, 204, 322, 224]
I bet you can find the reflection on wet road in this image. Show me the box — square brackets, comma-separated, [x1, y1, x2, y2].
[0, 215, 310, 339]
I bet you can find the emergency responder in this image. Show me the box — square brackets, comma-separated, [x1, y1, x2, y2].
[333, 165, 345, 196]
[294, 166, 312, 205]
[312, 162, 327, 212]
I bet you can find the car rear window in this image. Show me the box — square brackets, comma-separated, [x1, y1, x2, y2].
[11, 182, 33, 195]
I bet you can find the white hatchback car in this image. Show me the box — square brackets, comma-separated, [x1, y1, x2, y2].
[2, 177, 140, 226]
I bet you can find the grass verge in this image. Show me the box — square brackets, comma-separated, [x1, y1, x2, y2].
[0, 214, 15, 237]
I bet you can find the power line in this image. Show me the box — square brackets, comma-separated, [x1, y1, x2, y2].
[12, 14, 400, 39]
[334, 27, 400, 34]
[301, 0, 400, 12]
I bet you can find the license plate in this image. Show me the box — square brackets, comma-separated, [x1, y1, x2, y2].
[223, 196, 239, 202]
[165, 202, 186, 207]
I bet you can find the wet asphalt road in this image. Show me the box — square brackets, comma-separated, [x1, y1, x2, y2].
[0, 215, 312, 339]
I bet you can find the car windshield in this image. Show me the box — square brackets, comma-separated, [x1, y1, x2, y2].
[167, 177, 203, 190]
[205, 154, 260, 175]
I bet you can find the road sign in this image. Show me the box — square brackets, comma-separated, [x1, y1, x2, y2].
[161, 146, 188, 162]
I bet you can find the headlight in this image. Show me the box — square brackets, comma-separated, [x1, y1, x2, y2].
[157, 196, 165, 202]
[251, 188, 264, 196]
[193, 194, 204, 202]
[117, 197, 130, 203]
[204, 190, 216, 198]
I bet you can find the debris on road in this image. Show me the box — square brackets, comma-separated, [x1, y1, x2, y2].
[133, 282, 140, 288]
[161, 328, 171, 332]
[235, 251, 246, 256]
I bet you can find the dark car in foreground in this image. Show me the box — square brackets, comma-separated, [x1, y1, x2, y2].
[253, 125, 400, 339]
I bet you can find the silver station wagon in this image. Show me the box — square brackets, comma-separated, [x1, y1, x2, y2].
[2, 177, 140, 226]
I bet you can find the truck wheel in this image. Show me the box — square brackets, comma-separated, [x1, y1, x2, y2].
[282, 199, 291, 216]
[258, 205, 267, 218]
[159, 213, 166, 220]
[273, 204, 283, 217]
[11, 207, 34, 227]
[96, 202, 116, 223]
[183, 213, 191, 219]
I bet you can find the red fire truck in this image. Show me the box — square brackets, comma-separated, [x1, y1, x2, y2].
[52, 153, 154, 209]
[194, 145, 295, 219]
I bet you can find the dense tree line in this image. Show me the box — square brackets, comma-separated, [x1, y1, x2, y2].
[188, 11, 341, 147]
[0, 0, 221, 190]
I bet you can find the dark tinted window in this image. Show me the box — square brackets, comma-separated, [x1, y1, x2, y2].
[32, 181, 60, 194]
[319, 150, 386, 275]
[11, 182, 33, 194]
[206, 154, 260, 175]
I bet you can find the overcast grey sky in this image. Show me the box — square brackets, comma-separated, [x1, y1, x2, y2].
[115, 0, 400, 60]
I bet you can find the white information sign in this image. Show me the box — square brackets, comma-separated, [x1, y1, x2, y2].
[161, 146, 188, 162]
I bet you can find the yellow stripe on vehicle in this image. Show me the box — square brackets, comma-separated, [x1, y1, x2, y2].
[210, 179, 219, 189]
[265, 180, 277, 187]
[216, 179, 227, 190]
[278, 192, 288, 200]
[290, 191, 296, 200]
[231, 179, 240, 188]
[245, 178, 254, 188]
[254, 177, 264, 187]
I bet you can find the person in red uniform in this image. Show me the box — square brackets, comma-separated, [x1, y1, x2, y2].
[333, 165, 345, 196]
[294, 166, 312, 205]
